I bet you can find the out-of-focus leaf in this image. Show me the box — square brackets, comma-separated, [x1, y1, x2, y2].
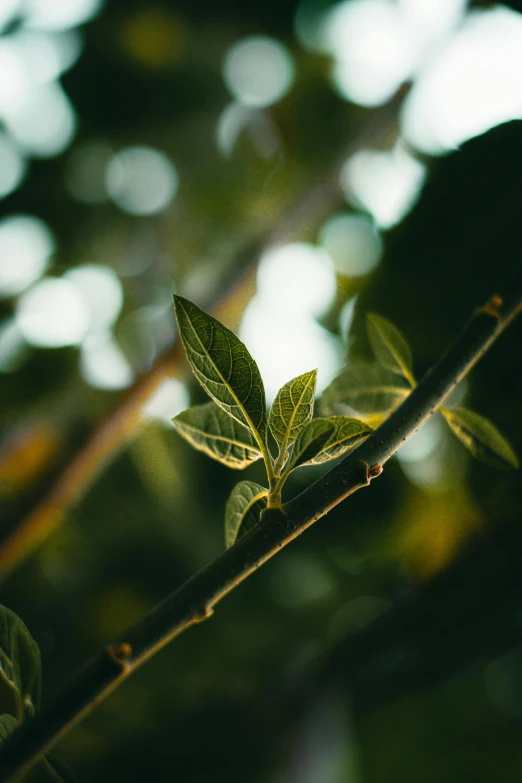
[286, 419, 335, 472]
[320, 363, 410, 421]
[269, 369, 316, 455]
[0, 605, 41, 717]
[305, 416, 372, 465]
[0, 713, 18, 745]
[172, 402, 262, 469]
[224, 481, 268, 549]
[173, 296, 267, 441]
[440, 407, 519, 470]
[367, 313, 415, 385]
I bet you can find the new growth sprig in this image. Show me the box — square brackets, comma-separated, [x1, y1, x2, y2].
[172, 296, 373, 545]
[172, 298, 518, 551]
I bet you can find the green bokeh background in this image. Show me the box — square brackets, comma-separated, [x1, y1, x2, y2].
[2, 1, 522, 781]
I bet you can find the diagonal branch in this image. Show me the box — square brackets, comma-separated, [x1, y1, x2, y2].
[1, 258, 521, 781]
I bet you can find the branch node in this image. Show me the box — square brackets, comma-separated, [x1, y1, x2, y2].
[106, 642, 133, 672]
[194, 606, 214, 623]
[479, 295, 503, 320]
[367, 462, 383, 480]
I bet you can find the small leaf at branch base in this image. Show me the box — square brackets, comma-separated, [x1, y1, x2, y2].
[173, 296, 267, 441]
[305, 416, 373, 465]
[287, 419, 336, 472]
[367, 313, 415, 385]
[0, 713, 18, 745]
[269, 369, 317, 455]
[172, 402, 262, 469]
[440, 407, 519, 470]
[320, 363, 409, 421]
[0, 605, 41, 717]
[225, 481, 268, 549]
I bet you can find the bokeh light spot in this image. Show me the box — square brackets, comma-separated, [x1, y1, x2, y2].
[80, 331, 134, 390]
[16, 277, 89, 347]
[4, 82, 77, 157]
[321, 0, 412, 107]
[340, 143, 426, 229]
[106, 146, 178, 216]
[240, 298, 342, 402]
[24, 0, 104, 31]
[319, 213, 382, 277]
[0, 133, 26, 198]
[0, 214, 55, 297]
[223, 35, 295, 108]
[122, 9, 186, 68]
[64, 264, 123, 332]
[257, 242, 336, 319]
[0, 319, 29, 372]
[142, 378, 190, 428]
[65, 141, 113, 203]
[402, 6, 522, 155]
[216, 102, 252, 157]
[397, 416, 443, 464]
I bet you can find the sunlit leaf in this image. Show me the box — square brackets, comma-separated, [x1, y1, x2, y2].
[173, 296, 267, 441]
[172, 402, 262, 469]
[0, 605, 41, 718]
[367, 313, 415, 385]
[304, 416, 372, 465]
[269, 369, 317, 456]
[440, 407, 519, 470]
[0, 714, 18, 745]
[286, 419, 335, 472]
[320, 363, 410, 421]
[224, 481, 268, 549]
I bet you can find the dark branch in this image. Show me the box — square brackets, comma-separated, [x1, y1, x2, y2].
[1, 258, 521, 782]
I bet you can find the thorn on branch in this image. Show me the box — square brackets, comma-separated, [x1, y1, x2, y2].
[479, 295, 503, 320]
[106, 642, 133, 672]
[194, 606, 214, 623]
[368, 463, 383, 480]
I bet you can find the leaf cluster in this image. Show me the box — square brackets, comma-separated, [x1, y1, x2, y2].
[172, 297, 372, 547]
[0, 605, 74, 781]
[172, 299, 517, 547]
[320, 312, 518, 470]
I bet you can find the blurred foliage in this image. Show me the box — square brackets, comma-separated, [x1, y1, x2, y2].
[1, 0, 522, 781]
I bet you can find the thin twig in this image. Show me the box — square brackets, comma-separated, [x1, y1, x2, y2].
[1, 258, 521, 782]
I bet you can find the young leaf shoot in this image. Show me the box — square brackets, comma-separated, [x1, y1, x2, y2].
[367, 312, 416, 387]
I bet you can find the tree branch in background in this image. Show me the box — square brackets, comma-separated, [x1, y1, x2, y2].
[0, 92, 405, 580]
[0, 256, 520, 782]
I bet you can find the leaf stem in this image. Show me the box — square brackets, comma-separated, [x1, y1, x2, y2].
[1, 259, 522, 782]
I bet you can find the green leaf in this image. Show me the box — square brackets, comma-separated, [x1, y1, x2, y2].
[269, 369, 317, 457]
[286, 419, 336, 472]
[173, 296, 267, 441]
[367, 313, 415, 385]
[0, 605, 41, 718]
[440, 407, 519, 470]
[305, 416, 372, 465]
[172, 402, 262, 469]
[225, 481, 268, 549]
[320, 363, 409, 423]
[0, 713, 18, 745]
